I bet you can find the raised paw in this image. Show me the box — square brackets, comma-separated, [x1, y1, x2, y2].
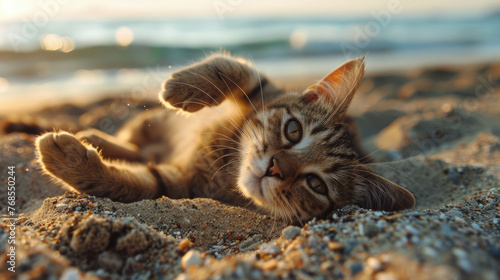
[36, 132, 105, 189]
[160, 69, 227, 113]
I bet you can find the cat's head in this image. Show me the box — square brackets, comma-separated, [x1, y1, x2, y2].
[237, 58, 415, 223]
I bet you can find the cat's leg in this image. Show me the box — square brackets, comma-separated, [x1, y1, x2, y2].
[36, 132, 190, 202]
[76, 109, 174, 163]
[75, 129, 142, 162]
[160, 53, 283, 114]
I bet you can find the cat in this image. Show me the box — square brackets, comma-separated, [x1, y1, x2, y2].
[35, 54, 415, 223]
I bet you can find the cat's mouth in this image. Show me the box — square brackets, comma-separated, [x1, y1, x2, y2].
[248, 171, 278, 205]
[250, 170, 266, 198]
[238, 167, 270, 205]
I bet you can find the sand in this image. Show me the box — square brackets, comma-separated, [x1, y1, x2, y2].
[0, 61, 500, 279]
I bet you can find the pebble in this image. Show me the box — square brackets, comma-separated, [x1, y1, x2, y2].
[181, 250, 202, 269]
[307, 235, 319, 247]
[239, 235, 263, 252]
[282, 226, 301, 240]
[439, 224, 453, 235]
[373, 211, 384, 218]
[453, 248, 473, 273]
[366, 257, 382, 271]
[178, 239, 191, 250]
[487, 248, 500, 258]
[376, 220, 388, 228]
[212, 245, 222, 251]
[360, 222, 379, 237]
[320, 260, 335, 273]
[422, 246, 438, 258]
[60, 268, 80, 280]
[404, 225, 420, 235]
[250, 270, 262, 279]
[328, 241, 344, 251]
[95, 269, 106, 277]
[375, 272, 397, 280]
[55, 203, 69, 211]
[471, 223, 482, 231]
[260, 259, 278, 270]
[349, 262, 363, 274]
[259, 243, 280, 256]
[75, 206, 82, 211]
[457, 258, 474, 274]
[446, 210, 462, 218]
[405, 212, 427, 217]
[449, 168, 460, 183]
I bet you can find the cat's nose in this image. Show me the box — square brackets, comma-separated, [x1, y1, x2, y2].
[265, 157, 284, 180]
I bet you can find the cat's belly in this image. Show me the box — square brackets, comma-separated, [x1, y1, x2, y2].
[156, 101, 244, 164]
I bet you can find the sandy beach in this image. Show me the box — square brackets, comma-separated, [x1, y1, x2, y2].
[0, 60, 499, 279]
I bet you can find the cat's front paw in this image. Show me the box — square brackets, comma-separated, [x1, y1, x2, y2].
[160, 68, 226, 113]
[36, 132, 104, 187]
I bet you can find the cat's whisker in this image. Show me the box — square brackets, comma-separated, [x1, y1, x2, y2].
[211, 158, 239, 180]
[208, 152, 240, 170]
[241, 120, 260, 145]
[197, 61, 247, 120]
[215, 71, 261, 142]
[167, 82, 250, 139]
[199, 51, 259, 144]
[202, 147, 234, 159]
[356, 147, 383, 163]
[187, 69, 248, 126]
[204, 137, 238, 148]
[198, 144, 241, 154]
[248, 54, 266, 114]
[201, 132, 241, 146]
[267, 206, 281, 237]
[217, 72, 259, 116]
[241, 196, 256, 210]
[168, 98, 246, 142]
[352, 164, 422, 190]
[275, 192, 301, 225]
[270, 199, 288, 224]
[354, 155, 423, 167]
[183, 99, 248, 142]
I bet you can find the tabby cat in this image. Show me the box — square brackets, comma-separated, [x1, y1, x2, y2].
[36, 54, 415, 223]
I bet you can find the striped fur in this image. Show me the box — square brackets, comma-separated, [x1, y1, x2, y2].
[36, 54, 415, 223]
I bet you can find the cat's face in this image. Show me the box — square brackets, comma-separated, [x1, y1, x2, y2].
[238, 94, 356, 222]
[237, 58, 415, 223]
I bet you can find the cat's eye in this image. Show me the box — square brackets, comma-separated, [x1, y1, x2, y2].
[307, 175, 327, 195]
[284, 119, 302, 143]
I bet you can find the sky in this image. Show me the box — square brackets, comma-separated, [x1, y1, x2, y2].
[1, 0, 500, 21]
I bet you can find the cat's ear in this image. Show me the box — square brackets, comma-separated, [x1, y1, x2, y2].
[302, 57, 365, 114]
[352, 168, 415, 211]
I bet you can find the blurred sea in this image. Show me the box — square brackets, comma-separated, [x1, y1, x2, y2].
[1, 14, 500, 110]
